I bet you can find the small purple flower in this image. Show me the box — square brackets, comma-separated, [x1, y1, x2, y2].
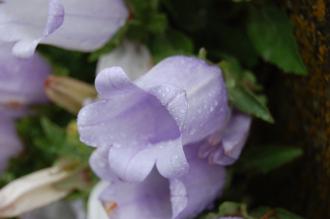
[78, 56, 230, 182]
[0, 115, 22, 173]
[97, 142, 226, 219]
[0, 43, 50, 116]
[0, 0, 128, 58]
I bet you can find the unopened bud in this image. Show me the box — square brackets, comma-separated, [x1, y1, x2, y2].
[45, 76, 97, 114]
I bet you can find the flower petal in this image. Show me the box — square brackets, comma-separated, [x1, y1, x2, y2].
[89, 145, 118, 181]
[172, 143, 226, 219]
[99, 169, 172, 219]
[108, 145, 157, 182]
[156, 138, 188, 179]
[212, 112, 251, 165]
[137, 56, 230, 145]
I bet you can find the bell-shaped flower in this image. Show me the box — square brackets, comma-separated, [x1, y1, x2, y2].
[0, 115, 22, 173]
[0, 0, 129, 58]
[89, 143, 226, 219]
[78, 56, 230, 182]
[97, 40, 153, 80]
[0, 43, 50, 116]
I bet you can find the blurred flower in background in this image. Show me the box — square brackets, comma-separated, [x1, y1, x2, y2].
[0, 42, 50, 174]
[0, 43, 50, 117]
[0, 0, 128, 58]
[97, 40, 153, 80]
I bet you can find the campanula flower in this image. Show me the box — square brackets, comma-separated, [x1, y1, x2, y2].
[0, 43, 50, 116]
[0, 116, 22, 173]
[78, 56, 230, 182]
[0, 0, 128, 58]
[92, 143, 226, 219]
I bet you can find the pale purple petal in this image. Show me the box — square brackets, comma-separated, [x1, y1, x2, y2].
[97, 143, 226, 219]
[136, 56, 230, 145]
[0, 0, 128, 57]
[97, 41, 152, 80]
[171, 143, 226, 219]
[0, 116, 22, 173]
[108, 145, 157, 182]
[0, 43, 50, 116]
[89, 145, 118, 181]
[100, 169, 172, 219]
[210, 112, 252, 165]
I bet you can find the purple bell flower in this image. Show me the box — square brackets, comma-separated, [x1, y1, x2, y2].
[0, 115, 22, 173]
[97, 142, 226, 219]
[78, 56, 231, 182]
[0, 0, 128, 58]
[0, 43, 50, 116]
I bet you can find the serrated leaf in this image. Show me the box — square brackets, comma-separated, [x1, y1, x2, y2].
[247, 5, 307, 75]
[220, 59, 274, 123]
[238, 146, 303, 174]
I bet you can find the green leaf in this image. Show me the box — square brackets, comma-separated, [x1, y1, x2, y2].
[252, 207, 304, 219]
[247, 5, 307, 75]
[238, 145, 303, 174]
[220, 59, 274, 123]
[230, 87, 274, 123]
